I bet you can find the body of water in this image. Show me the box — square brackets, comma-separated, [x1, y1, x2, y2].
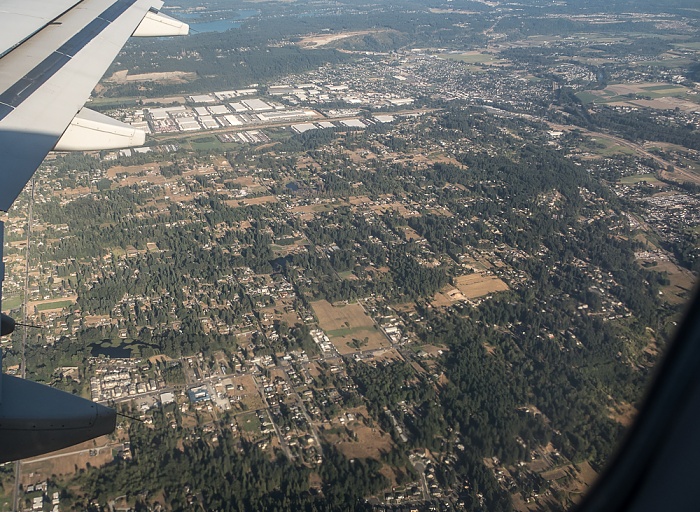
[176, 9, 259, 33]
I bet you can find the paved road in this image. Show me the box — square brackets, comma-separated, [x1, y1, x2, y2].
[252, 375, 293, 460]
[410, 456, 431, 502]
[280, 369, 323, 454]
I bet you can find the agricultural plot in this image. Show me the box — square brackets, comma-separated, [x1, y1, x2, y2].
[454, 273, 509, 299]
[311, 300, 390, 355]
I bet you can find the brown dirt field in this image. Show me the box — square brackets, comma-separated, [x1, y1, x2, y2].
[539, 459, 599, 506]
[185, 166, 218, 177]
[608, 401, 637, 427]
[148, 354, 175, 365]
[333, 328, 389, 355]
[240, 195, 277, 206]
[230, 375, 265, 410]
[107, 70, 196, 84]
[402, 226, 423, 241]
[106, 163, 160, 179]
[436, 373, 450, 386]
[84, 314, 111, 327]
[348, 195, 373, 205]
[307, 362, 322, 378]
[126, 71, 196, 83]
[280, 310, 301, 325]
[119, 173, 168, 187]
[233, 176, 258, 187]
[432, 286, 467, 306]
[181, 414, 199, 429]
[312, 300, 373, 329]
[333, 423, 394, 460]
[346, 150, 378, 163]
[430, 291, 456, 307]
[561, 462, 599, 504]
[460, 255, 491, 272]
[22, 436, 115, 479]
[420, 344, 447, 356]
[541, 467, 568, 481]
[297, 29, 390, 48]
[370, 348, 404, 363]
[55, 185, 91, 197]
[455, 273, 509, 299]
[311, 300, 390, 355]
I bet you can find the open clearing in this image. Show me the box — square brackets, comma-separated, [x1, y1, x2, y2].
[229, 374, 265, 411]
[608, 401, 637, 427]
[454, 273, 509, 299]
[439, 51, 504, 65]
[432, 286, 466, 306]
[655, 260, 696, 304]
[297, 29, 391, 48]
[578, 82, 697, 111]
[369, 201, 418, 217]
[618, 173, 661, 184]
[31, 295, 77, 313]
[311, 300, 390, 355]
[106, 163, 160, 179]
[239, 195, 277, 206]
[107, 70, 196, 83]
[21, 436, 116, 480]
[321, 408, 394, 460]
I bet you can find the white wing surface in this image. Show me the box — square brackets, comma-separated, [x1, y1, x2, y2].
[0, 0, 188, 212]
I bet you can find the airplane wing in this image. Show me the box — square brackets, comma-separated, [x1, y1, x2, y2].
[0, 0, 188, 213]
[0, 0, 187, 463]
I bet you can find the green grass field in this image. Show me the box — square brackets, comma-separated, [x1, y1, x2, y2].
[2, 295, 23, 310]
[618, 173, 660, 184]
[641, 84, 680, 92]
[326, 326, 376, 338]
[673, 41, 700, 50]
[239, 412, 261, 433]
[578, 84, 690, 105]
[36, 299, 74, 311]
[88, 97, 141, 109]
[575, 91, 599, 104]
[581, 137, 636, 157]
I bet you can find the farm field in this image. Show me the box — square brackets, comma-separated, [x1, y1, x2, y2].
[454, 273, 509, 299]
[311, 300, 390, 355]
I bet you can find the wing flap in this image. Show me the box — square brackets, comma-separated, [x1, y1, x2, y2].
[0, 0, 173, 212]
[55, 107, 146, 150]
